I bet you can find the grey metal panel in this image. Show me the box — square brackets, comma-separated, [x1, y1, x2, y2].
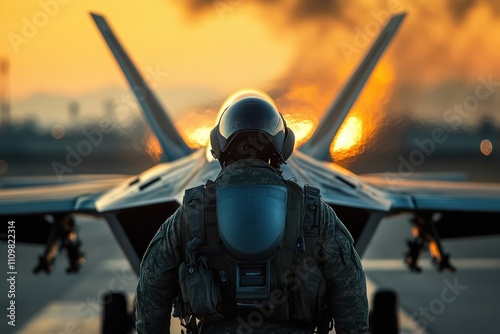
[0, 176, 128, 215]
[95, 149, 220, 212]
[362, 175, 500, 212]
[285, 151, 392, 212]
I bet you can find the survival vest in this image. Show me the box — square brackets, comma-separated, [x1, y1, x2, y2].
[177, 166, 328, 327]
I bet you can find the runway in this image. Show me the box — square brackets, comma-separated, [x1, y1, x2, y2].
[1, 213, 499, 334]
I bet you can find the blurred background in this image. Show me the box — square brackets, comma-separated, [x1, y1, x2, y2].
[1, 0, 499, 181]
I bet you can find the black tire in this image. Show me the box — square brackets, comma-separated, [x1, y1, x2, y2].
[370, 289, 399, 334]
[102, 292, 130, 334]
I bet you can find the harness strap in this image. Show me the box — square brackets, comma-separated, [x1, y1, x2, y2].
[204, 181, 220, 247]
[303, 183, 323, 267]
[183, 185, 206, 264]
[201, 180, 236, 317]
[268, 180, 302, 318]
[304, 184, 321, 237]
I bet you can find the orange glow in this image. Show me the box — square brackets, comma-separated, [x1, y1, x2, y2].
[332, 116, 363, 152]
[287, 119, 315, 147]
[480, 139, 493, 156]
[429, 241, 441, 261]
[177, 108, 218, 148]
[275, 84, 321, 147]
[144, 132, 162, 162]
[330, 61, 395, 164]
[51, 124, 65, 139]
[411, 227, 420, 238]
[186, 125, 212, 148]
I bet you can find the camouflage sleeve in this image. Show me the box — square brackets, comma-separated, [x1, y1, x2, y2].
[135, 206, 184, 334]
[320, 203, 369, 334]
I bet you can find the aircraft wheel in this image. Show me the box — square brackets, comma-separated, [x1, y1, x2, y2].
[370, 289, 399, 334]
[102, 292, 131, 334]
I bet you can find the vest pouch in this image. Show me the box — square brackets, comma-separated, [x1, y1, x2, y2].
[292, 258, 327, 323]
[179, 256, 221, 317]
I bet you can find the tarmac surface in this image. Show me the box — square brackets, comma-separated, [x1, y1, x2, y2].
[1, 213, 499, 334]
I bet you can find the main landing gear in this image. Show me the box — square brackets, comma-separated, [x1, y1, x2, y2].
[405, 212, 455, 273]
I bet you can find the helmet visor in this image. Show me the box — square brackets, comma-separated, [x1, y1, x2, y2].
[219, 98, 285, 139]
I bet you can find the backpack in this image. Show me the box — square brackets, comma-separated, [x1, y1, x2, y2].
[177, 173, 327, 327]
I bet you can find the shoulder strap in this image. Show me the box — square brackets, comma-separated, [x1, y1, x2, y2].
[203, 180, 220, 248]
[303, 185, 321, 237]
[183, 184, 205, 264]
[201, 180, 236, 316]
[284, 179, 304, 254]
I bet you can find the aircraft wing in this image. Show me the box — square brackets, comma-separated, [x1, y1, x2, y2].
[0, 174, 132, 265]
[361, 175, 500, 213]
[0, 174, 130, 216]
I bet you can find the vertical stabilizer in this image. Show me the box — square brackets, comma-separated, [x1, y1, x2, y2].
[299, 14, 406, 161]
[91, 13, 193, 161]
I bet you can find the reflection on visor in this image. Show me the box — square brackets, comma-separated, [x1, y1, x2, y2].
[219, 98, 285, 139]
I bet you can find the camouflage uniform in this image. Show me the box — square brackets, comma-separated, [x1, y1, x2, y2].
[136, 160, 369, 333]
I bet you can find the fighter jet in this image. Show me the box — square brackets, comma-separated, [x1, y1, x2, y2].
[1, 12, 500, 333]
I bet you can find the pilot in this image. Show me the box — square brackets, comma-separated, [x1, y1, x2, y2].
[135, 90, 369, 334]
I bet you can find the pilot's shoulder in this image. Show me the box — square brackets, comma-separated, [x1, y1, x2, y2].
[152, 206, 184, 242]
[319, 201, 338, 224]
[318, 202, 354, 243]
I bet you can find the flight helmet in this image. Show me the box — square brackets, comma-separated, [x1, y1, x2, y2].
[210, 89, 295, 167]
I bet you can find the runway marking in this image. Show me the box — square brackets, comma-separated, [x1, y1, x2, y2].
[362, 258, 500, 271]
[100, 258, 135, 270]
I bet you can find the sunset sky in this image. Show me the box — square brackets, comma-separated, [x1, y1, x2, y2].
[1, 0, 500, 158]
[1, 1, 293, 98]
